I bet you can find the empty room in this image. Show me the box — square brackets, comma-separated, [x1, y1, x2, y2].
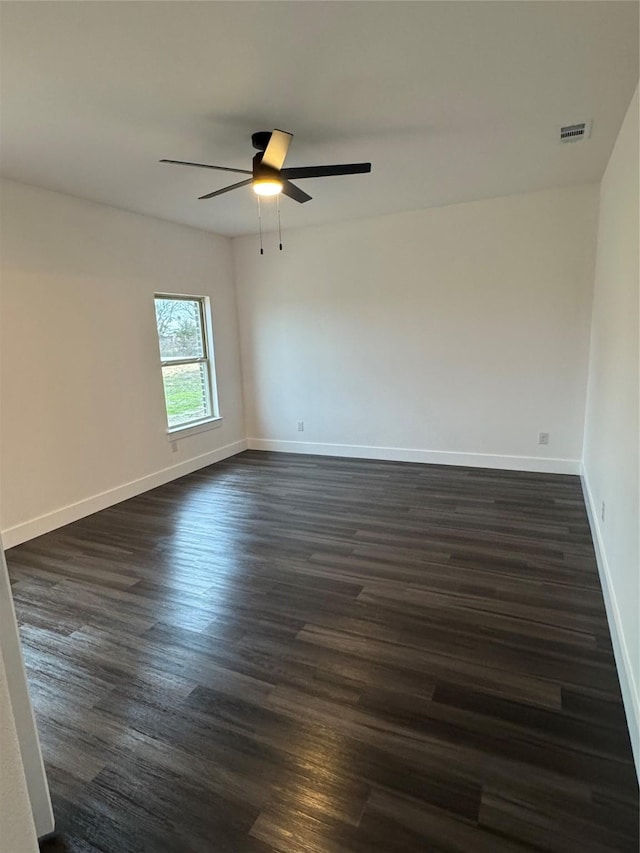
[0, 2, 638, 852]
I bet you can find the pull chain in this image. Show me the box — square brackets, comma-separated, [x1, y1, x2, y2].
[257, 197, 264, 255]
[277, 195, 283, 251]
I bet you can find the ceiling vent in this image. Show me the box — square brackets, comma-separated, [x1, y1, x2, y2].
[559, 121, 591, 143]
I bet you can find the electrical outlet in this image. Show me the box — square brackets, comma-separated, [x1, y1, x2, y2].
[601, 501, 605, 523]
[538, 432, 549, 446]
[297, 421, 304, 432]
[170, 440, 178, 453]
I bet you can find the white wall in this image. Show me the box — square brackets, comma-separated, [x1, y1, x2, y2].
[581, 85, 639, 772]
[0, 539, 54, 848]
[234, 185, 598, 473]
[0, 652, 38, 853]
[0, 180, 246, 546]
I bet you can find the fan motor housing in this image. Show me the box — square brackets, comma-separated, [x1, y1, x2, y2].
[251, 131, 272, 152]
[252, 151, 281, 181]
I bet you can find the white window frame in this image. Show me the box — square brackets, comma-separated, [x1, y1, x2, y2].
[154, 293, 222, 440]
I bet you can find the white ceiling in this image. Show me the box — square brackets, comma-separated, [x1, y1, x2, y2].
[1, 1, 638, 237]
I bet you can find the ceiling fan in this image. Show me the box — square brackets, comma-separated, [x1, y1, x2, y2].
[160, 129, 372, 204]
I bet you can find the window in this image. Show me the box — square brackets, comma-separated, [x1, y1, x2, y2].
[154, 294, 219, 433]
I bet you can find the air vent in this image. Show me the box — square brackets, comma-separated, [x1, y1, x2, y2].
[559, 121, 591, 143]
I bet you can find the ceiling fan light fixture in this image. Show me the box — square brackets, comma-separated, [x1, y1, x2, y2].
[253, 178, 283, 197]
[161, 128, 371, 206]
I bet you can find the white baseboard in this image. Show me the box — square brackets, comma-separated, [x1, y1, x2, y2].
[580, 465, 639, 778]
[247, 438, 580, 475]
[1, 439, 248, 550]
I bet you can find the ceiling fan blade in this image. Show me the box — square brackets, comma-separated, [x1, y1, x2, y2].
[198, 179, 253, 200]
[281, 181, 312, 204]
[261, 129, 293, 171]
[281, 163, 371, 180]
[160, 159, 251, 175]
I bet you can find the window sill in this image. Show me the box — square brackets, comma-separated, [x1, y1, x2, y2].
[167, 417, 223, 441]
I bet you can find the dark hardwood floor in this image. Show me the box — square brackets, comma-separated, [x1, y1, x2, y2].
[5, 451, 638, 852]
